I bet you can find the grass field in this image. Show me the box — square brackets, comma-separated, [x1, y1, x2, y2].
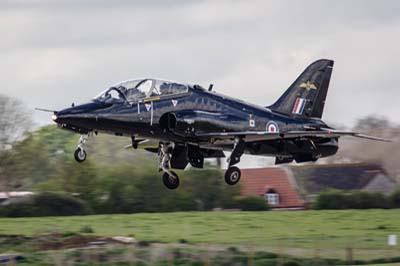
[1, 210, 400, 250]
[2, 210, 400, 264]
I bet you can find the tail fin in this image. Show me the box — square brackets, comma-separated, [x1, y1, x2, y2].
[269, 59, 334, 118]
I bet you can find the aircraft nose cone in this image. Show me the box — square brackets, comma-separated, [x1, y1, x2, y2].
[52, 101, 105, 129]
[52, 111, 69, 124]
[51, 114, 58, 122]
[53, 109, 72, 124]
[55, 110, 86, 125]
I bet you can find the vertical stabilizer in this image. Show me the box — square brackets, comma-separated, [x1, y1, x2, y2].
[269, 59, 334, 118]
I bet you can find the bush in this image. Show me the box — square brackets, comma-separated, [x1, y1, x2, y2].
[253, 258, 277, 266]
[235, 196, 270, 211]
[282, 262, 301, 266]
[253, 251, 278, 260]
[389, 188, 400, 208]
[137, 240, 151, 247]
[0, 192, 92, 217]
[313, 190, 350, 210]
[253, 259, 278, 266]
[348, 191, 389, 209]
[227, 246, 241, 254]
[314, 190, 389, 210]
[79, 225, 94, 233]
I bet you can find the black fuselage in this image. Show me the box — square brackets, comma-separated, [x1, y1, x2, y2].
[49, 59, 388, 189]
[55, 85, 338, 163]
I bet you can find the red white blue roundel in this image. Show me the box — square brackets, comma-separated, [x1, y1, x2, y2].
[266, 121, 279, 133]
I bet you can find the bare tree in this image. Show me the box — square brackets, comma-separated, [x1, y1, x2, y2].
[353, 115, 390, 135]
[0, 94, 32, 150]
[0, 94, 32, 194]
[328, 115, 400, 181]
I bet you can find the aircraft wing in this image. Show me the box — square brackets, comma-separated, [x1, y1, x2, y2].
[195, 129, 392, 143]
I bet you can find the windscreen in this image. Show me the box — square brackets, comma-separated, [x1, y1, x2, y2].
[95, 79, 188, 103]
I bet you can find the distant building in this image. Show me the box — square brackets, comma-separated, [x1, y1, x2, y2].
[240, 163, 397, 209]
[291, 163, 397, 203]
[240, 168, 306, 210]
[0, 192, 34, 204]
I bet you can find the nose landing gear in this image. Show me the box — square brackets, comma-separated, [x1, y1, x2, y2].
[74, 133, 91, 163]
[159, 143, 180, 189]
[162, 171, 180, 189]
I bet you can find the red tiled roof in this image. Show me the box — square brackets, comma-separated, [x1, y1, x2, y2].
[240, 168, 305, 208]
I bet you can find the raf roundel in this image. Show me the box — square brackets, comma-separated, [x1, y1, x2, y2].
[266, 121, 279, 133]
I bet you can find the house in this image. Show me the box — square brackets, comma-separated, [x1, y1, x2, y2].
[240, 168, 306, 209]
[0, 192, 34, 204]
[240, 163, 397, 209]
[290, 163, 397, 203]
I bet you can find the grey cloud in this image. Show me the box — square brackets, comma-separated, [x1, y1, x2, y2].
[0, 0, 399, 127]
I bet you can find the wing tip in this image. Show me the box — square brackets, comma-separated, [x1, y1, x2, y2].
[354, 133, 393, 143]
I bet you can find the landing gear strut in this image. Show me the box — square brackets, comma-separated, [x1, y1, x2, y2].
[224, 137, 245, 185]
[74, 132, 91, 163]
[159, 143, 180, 189]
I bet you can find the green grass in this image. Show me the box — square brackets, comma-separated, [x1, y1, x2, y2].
[1, 210, 400, 250]
[353, 264, 400, 266]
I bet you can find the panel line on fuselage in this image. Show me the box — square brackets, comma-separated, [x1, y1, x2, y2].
[150, 101, 154, 126]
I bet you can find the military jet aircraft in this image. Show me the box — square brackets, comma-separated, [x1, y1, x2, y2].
[40, 59, 390, 189]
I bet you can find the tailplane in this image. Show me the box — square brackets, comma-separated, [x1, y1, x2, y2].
[269, 59, 334, 118]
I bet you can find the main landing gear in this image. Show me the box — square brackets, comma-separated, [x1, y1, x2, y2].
[224, 137, 245, 186]
[72, 134, 244, 189]
[159, 143, 180, 190]
[158, 139, 245, 189]
[74, 133, 91, 163]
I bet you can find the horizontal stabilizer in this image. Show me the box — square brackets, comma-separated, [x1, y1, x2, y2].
[352, 133, 392, 142]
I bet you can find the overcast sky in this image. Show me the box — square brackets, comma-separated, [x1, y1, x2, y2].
[1, 0, 400, 128]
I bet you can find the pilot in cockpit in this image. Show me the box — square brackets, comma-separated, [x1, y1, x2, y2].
[159, 82, 173, 95]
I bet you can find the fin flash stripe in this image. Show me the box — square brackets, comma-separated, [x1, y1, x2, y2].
[292, 98, 306, 114]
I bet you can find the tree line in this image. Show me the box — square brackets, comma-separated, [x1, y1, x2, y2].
[314, 189, 400, 210]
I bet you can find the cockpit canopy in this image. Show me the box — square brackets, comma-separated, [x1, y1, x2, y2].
[94, 79, 189, 103]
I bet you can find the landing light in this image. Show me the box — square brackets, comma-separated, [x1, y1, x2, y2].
[52, 114, 57, 121]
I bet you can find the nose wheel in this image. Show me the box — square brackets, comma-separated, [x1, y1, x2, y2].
[162, 171, 180, 190]
[74, 148, 87, 163]
[224, 166, 241, 185]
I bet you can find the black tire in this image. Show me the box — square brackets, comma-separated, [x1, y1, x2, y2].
[225, 166, 241, 185]
[74, 148, 87, 163]
[162, 171, 180, 189]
